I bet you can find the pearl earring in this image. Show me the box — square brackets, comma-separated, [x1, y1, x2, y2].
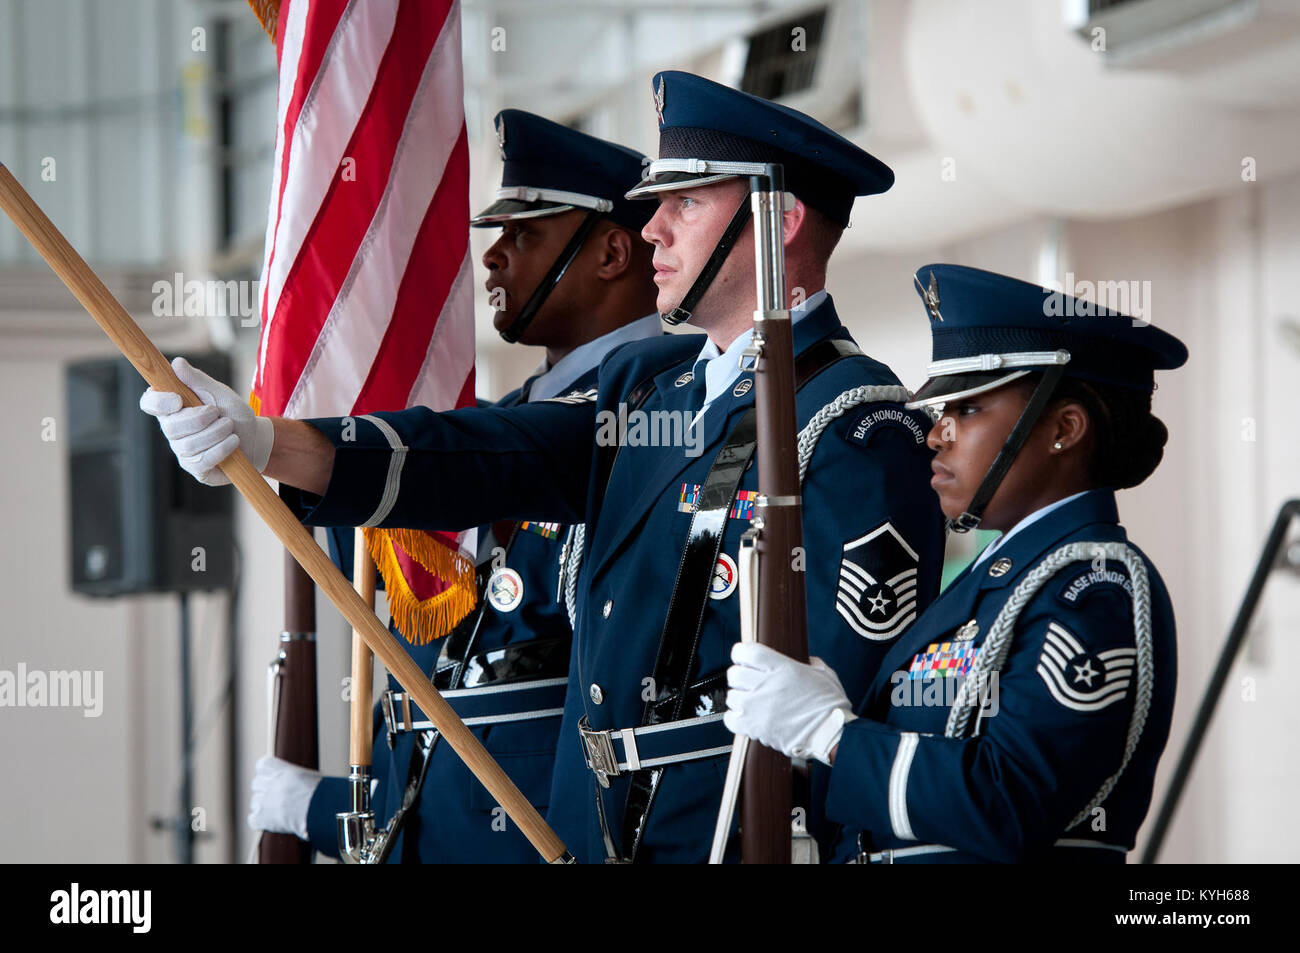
[1053, 441, 1063, 451]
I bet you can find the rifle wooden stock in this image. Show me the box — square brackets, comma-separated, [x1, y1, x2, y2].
[0, 163, 569, 864]
[259, 554, 319, 863]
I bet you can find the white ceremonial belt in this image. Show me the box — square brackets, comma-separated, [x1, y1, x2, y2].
[578, 713, 733, 788]
[382, 678, 569, 732]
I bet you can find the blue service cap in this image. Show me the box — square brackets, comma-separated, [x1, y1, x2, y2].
[472, 109, 654, 232]
[906, 264, 1188, 408]
[624, 70, 893, 227]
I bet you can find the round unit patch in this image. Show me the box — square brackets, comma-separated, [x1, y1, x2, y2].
[487, 567, 524, 612]
[709, 553, 739, 600]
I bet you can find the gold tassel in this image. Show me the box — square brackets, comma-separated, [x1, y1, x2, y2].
[364, 527, 477, 645]
[246, 0, 282, 42]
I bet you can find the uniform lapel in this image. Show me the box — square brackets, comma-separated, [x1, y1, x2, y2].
[588, 362, 752, 575]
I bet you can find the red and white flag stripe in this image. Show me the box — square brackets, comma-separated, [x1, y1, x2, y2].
[250, 0, 477, 642]
[254, 0, 474, 420]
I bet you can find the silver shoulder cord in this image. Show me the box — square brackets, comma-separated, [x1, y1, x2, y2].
[945, 540, 1156, 830]
[795, 385, 917, 483]
[562, 523, 586, 628]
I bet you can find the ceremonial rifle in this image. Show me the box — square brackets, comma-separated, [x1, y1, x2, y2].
[711, 165, 811, 863]
[0, 164, 572, 864]
[258, 555, 319, 863]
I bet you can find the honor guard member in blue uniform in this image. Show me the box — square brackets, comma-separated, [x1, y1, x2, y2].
[142, 73, 946, 864]
[160, 112, 661, 862]
[725, 263, 1186, 863]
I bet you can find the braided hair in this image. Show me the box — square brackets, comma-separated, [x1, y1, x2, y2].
[1019, 375, 1169, 489]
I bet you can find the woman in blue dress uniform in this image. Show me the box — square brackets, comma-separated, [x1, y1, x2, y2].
[725, 263, 1188, 863]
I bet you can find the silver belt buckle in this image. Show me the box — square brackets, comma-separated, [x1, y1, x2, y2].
[381, 691, 398, 748]
[578, 716, 619, 788]
[853, 832, 870, 865]
[381, 691, 414, 737]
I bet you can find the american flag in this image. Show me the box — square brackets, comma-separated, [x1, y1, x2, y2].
[248, 0, 477, 643]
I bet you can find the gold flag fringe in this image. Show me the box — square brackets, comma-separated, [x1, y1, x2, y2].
[364, 527, 477, 645]
[246, 0, 282, 42]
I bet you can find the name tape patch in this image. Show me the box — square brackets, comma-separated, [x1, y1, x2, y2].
[1058, 567, 1134, 605]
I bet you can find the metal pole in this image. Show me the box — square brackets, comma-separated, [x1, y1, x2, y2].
[224, 573, 239, 864]
[1140, 499, 1299, 862]
[179, 590, 195, 864]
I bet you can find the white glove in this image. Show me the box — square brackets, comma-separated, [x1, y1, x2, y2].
[724, 642, 857, 766]
[247, 755, 320, 838]
[138, 357, 274, 486]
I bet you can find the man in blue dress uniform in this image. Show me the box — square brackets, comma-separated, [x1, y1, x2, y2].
[725, 264, 1186, 863]
[143, 73, 946, 863]
[217, 112, 661, 862]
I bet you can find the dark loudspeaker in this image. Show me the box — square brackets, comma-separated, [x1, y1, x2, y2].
[66, 353, 235, 596]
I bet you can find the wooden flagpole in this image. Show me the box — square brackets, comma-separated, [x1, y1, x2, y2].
[0, 163, 570, 864]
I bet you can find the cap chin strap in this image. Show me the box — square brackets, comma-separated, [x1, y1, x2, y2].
[948, 363, 1068, 533]
[661, 198, 752, 326]
[498, 210, 603, 344]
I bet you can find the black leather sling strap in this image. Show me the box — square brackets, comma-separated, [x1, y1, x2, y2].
[616, 335, 861, 862]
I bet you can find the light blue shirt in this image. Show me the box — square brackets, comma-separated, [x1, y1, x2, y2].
[971, 490, 1092, 568]
[690, 289, 827, 425]
[527, 312, 664, 403]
